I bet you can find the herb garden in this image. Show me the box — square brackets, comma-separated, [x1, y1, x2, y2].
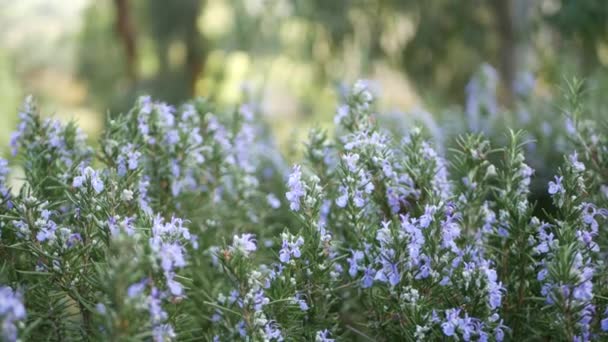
[1, 78, 608, 341]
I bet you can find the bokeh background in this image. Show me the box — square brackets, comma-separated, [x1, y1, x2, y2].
[1, 0, 608, 152]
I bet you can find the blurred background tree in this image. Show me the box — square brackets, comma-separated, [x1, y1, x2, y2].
[1, 0, 607, 149]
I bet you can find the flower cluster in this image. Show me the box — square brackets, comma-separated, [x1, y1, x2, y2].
[0, 286, 26, 342]
[149, 215, 197, 297]
[0, 158, 11, 209]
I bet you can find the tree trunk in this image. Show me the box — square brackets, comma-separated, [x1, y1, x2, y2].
[493, 0, 515, 106]
[114, 0, 138, 81]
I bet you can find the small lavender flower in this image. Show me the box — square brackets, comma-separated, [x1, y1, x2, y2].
[0, 286, 26, 342]
[419, 205, 435, 228]
[139, 176, 152, 214]
[66, 233, 82, 248]
[211, 310, 222, 323]
[91, 173, 104, 193]
[72, 174, 85, 188]
[342, 153, 359, 172]
[148, 287, 168, 324]
[548, 176, 565, 196]
[95, 303, 107, 315]
[293, 293, 309, 311]
[569, 151, 585, 172]
[236, 320, 247, 337]
[266, 193, 281, 209]
[165, 129, 180, 145]
[440, 212, 461, 252]
[108, 216, 136, 237]
[335, 186, 348, 208]
[0, 159, 11, 208]
[285, 165, 305, 211]
[347, 250, 364, 277]
[73, 166, 104, 194]
[484, 268, 504, 310]
[601, 308, 608, 331]
[353, 190, 365, 208]
[334, 105, 349, 125]
[315, 329, 335, 342]
[153, 324, 176, 342]
[35, 210, 58, 243]
[263, 321, 283, 341]
[232, 234, 257, 256]
[441, 308, 461, 336]
[279, 235, 304, 263]
[361, 266, 376, 288]
[494, 326, 505, 342]
[239, 104, 254, 121]
[375, 248, 401, 286]
[128, 278, 148, 298]
[117, 143, 141, 176]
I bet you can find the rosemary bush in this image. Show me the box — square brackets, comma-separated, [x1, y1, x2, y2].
[1, 79, 607, 341]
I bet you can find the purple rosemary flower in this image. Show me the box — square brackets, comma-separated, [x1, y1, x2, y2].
[279, 235, 304, 263]
[569, 151, 585, 172]
[347, 250, 364, 277]
[232, 234, 257, 256]
[266, 193, 281, 209]
[401, 215, 425, 265]
[375, 248, 401, 286]
[66, 233, 82, 248]
[95, 303, 106, 315]
[166, 274, 184, 297]
[165, 129, 180, 145]
[342, 153, 359, 172]
[252, 290, 269, 311]
[263, 321, 283, 341]
[211, 310, 222, 323]
[0, 285, 26, 342]
[152, 324, 176, 342]
[440, 214, 461, 252]
[239, 104, 254, 121]
[117, 143, 141, 176]
[572, 266, 594, 301]
[494, 326, 505, 342]
[0, 159, 11, 207]
[334, 105, 349, 125]
[11, 220, 29, 238]
[108, 216, 136, 237]
[293, 293, 309, 311]
[534, 223, 555, 254]
[361, 266, 376, 288]
[601, 308, 608, 331]
[35, 210, 58, 243]
[148, 287, 168, 325]
[419, 205, 436, 228]
[157, 243, 187, 273]
[228, 289, 241, 306]
[285, 165, 305, 211]
[336, 186, 348, 208]
[548, 176, 564, 196]
[415, 255, 432, 280]
[353, 190, 365, 208]
[484, 268, 504, 310]
[441, 308, 461, 336]
[315, 329, 335, 342]
[127, 278, 148, 298]
[236, 320, 247, 337]
[139, 176, 152, 214]
[318, 199, 331, 229]
[73, 166, 104, 194]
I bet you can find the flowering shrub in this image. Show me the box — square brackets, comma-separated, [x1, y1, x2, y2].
[0, 79, 607, 341]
